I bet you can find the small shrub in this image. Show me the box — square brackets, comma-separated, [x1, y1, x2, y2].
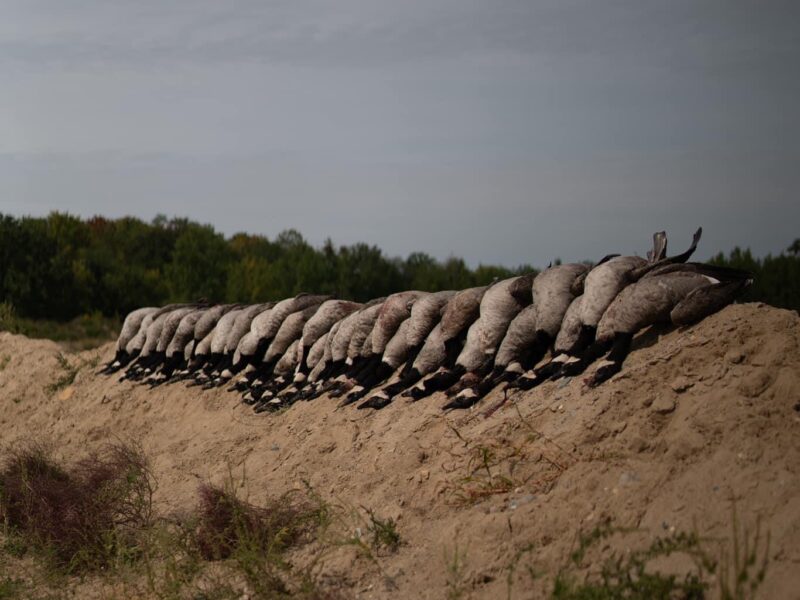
[0, 442, 154, 573]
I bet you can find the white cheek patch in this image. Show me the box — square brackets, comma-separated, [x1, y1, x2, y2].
[221, 369, 233, 379]
[552, 354, 570, 364]
[565, 356, 581, 365]
[293, 372, 307, 383]
[505, 362, 524, 374]
[456, 388, 478, 400]
[345, 357, 354, 366]
[703, 275, 721, 284]
[372, 390, 389, 401]
[350, 385, 364, 394]
[596, 359, 617, 369]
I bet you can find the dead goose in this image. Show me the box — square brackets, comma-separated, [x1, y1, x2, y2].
[152, 307, 210, 384]
[506, 293, 586, 392]
[351, 291, 457, 408]
[253, 339, 301, 413]
[410, 275, 534, 402]
[522, 229, 699, 383]
[342, 291, 426, 398]
[555, 228, 702, 378]
[447, 262, 590, 409]
[363, 286, 487, 408]
[101, 306, 158, 373]
[294, 299, 362, 379]
[236, 294, 331, 368]
[122, 304, 191, 380]
[582, 263, 752, 386]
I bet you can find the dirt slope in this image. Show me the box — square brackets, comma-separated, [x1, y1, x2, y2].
[1, 303, 799, 599]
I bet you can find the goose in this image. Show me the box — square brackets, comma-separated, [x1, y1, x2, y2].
[196, 303, 276, 388]
[518, 229, 699, 384]
[123, 304, 191, 380]
[341, 291, 426, 398]
[267, 330, 334, 405]
[446, 262, 591, 409]
[263, 303, 325, 371]
[350, 291, 457, 407]
[154, 305, 201, 361]
[236, 294, 331, 367]
[360, 286, 487, 408]
[505, 293, 586, 393]
[183, 305, 248, 386]
[101, 306, 158, 373]
[407, 275, 534, 402]
[152, 306, 210, 383]
[321, 299, 385, 385]
[581, 262, 752, 386]
[123, 311, 157, 359]
[294, 320, 344, 400]
[222, 303, 273, 366]
[325, 301, 387, 397]
[253, 339, 301, 413]
[294, 299, 362, 379]
[196, 306, 245, 381]
[243, 302, 329, 401]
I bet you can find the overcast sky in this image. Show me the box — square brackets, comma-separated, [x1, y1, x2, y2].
[1, 0, 798, 267]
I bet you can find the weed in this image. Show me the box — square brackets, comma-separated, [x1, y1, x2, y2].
[552, 522, 710, 599]
[45, 354, 78, 394]
[363, 508, 401, 553]
[1, 535, 27, 558]
[0, 577, 23, 599]
[444, 544, 469, 600]
[442, 413, 575, 507]
[714, 505, 769, 600]
[505, 543, 538, 600]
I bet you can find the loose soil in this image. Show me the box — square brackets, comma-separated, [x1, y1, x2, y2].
[1, 302, 799, 598]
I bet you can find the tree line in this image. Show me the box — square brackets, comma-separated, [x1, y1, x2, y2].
[0, 213, 536, 321]
[0, 212, 797, 322]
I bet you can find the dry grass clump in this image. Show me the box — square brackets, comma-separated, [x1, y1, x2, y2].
[184, 481, 346, 599]
[193, 482, 320, 562]
[0, 442, 154, 573]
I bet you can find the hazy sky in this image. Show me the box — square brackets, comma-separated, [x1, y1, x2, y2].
[1, 0, 798, 267]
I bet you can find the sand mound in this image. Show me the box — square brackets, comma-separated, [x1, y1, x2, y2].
[1, 303, 799, 598]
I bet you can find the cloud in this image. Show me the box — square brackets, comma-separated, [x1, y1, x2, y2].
[2, 0, 797, 71]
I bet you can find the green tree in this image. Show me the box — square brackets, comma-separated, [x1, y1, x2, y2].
[166, 224, 231, 302]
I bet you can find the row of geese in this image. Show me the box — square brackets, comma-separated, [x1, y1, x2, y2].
[101, 228, 752, 414]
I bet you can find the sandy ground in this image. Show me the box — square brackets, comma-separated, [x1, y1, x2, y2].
[1, 302, 799, 599]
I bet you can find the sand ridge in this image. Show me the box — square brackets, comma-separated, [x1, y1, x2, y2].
[1, 302, 799, 598]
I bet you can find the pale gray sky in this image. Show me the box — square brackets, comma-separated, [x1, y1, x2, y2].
[1, 0, 798, 266]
